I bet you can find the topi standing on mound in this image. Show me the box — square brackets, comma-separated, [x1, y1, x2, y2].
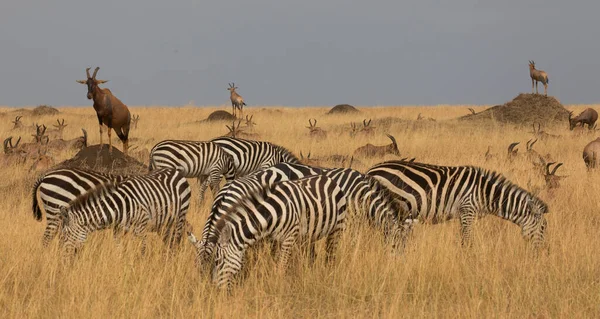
[77, 67, 131, 155]
[529, 60, 549, 96]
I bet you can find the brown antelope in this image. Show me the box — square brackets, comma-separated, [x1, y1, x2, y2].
[243, 115, 256, 131]
[529, 60, 549, 95]
[583, 137, 600, 169]
[227, 83, 246, 119]
[353, 134, 400, 158]
[225, 120, 260, 139]
[46, 129, 88, 150]
[306, 119, 327, 140]
[77, 67, 131, 154]
[131, 114, 140, 130]
[2, 137, 26, 166]
[417, 113, 436, 122]
[484, 146, 496, 162]
[349, 123, 359, 138]
[507, 142, 520, 162]
[568, 109, 598, 130]
[530, 123, 561, 140]
[544, 162, 565, 190]
[48, 119, 67, 140]
[28, 148, 55, 172]
[525, 139, 553, 173]
[360, 119, 376, 135]
[12, 116, 23, 130]
[299, 152, 321, 166]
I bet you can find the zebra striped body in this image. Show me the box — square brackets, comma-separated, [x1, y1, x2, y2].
[367, 160, 549, 248]
[211, 137, 300, 178]
[209, 174, 347, 289]
[59, 168, 192, 259]
[192, 163, 411, 267]
[32, 167, 126, 247]
[149, 140, 235, 203]
[193, 163, 321, 265]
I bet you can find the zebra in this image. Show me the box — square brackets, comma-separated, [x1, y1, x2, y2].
[59, 167, 192, 260]
[148, 140, 236, 203]
[196, 174, 347, 290]
[210, 136, 300, 178]
[366, 160, 549, 249]
[189, 163, 412, 268]
[31, 167, 126, 247]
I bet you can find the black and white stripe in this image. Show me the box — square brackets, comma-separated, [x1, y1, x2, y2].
[32, 167, 126, 247]
[149, 140, 236, 202]
[367, 160, 549, 248]
[210, 136, 300, 178]
[191, 163, 412, 267]
[204, 174, 347, 290]
[59, 168, 192, 259]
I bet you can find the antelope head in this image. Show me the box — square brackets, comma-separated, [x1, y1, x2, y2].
[544, 162, 566, 189]
[529, 60, 536, 71]
[225, 120, 244, 138]
[32, 124, 47, 143]
[361, 119, 375, 134]
[3, 136, 21, 154]
[131, 115, 140, 129]
[244, 115, 256, 129]
[349, 123, 359, 138]
[12, 116, 23, 129]
[53, 119, 67, 132]
[76, 67, 108, 100]
[507, 142, 520, 161]
[227, 83, 238, 94]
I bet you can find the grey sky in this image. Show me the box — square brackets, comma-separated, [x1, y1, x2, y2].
[0, 0, 597, 107]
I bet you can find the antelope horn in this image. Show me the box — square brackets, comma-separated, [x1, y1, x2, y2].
[13, 137, 21, 148]
[86, 67, 91, 78]
[386, 134, 399, 152]
[81, 128, 88, 147]
[545, 162, 555, 175]
[530, 138, 538, 149]
[363, 119, 367, 127]
[92, 67, 99, 79]
[307, 152, 311, 158]
[537, 123, 541, 132]
[368, 119, 372, 126]
[3, 137, 11, 153]
[508, 142, 519, 153]
[550, 163, 563, 175]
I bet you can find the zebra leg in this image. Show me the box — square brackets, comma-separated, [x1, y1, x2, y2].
[206, 171, 222, 198]
[133, 224, 148, 256]
[197, 178, 210, 204]
[277, 232, 298, 273]
[42, 215, 61, 247]
[325, 231, 342, 264]
[459, 208, 476, 247]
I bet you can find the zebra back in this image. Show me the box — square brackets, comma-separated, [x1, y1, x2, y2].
[211, 137, 300, 178]
[32, 167, 128, 246]
[194, 163, 322, 264]
[211, 174, 347, 289]
[148, 139, 235, 180]
[367, 160, 549, 246]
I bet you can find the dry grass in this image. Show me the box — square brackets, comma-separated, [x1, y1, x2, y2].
[1, 103, 600, 318]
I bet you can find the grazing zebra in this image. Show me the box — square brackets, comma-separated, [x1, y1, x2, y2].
[59, 168, 192, 260]
[190, 163, 322, 265]
[367, 160, 549, 248]
[198, 174, 347, 290]
[149, 140, 236, 203]
[210, 136, 300, 178]
[31, 167, 126, 247]
[190, 163, 412, 267]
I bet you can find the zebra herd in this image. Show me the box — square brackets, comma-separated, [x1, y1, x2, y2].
[31, 136, 549, 290]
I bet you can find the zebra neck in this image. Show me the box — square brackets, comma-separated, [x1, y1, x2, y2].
[485, 178, 532, 226]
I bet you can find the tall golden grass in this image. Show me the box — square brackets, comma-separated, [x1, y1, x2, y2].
[1, 103, 599, 318]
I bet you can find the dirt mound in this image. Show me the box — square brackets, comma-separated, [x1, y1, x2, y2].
[460, 94, 569, 125]
[58, 144, 147, 174]
[327, 104, 360, 114]
[32, 105, 59, 116]
[204, 110, 236, 122]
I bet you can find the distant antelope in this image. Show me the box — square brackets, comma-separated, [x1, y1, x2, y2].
[299, 151, 321, 167]
[416, 113, 436, 122]
[46, 129, 88, 151]
[484, 146, 496, 162]
[12, 116, 23, 130]
[507, 142, 520, 162]
[2, 137, 26, 166]
[306, 119, 327, 140]
[360, 119, 375, 135]
[77, 67, 131, 155]
[243, 115, 256, 131]
[583, 137, 600, 169]
[225, 120, 260, 139]
[568, 109, 598, 130]
[543, 162, 565, 190]
[525, 139, 553, 173]
[353, 134, 400, 158]
[468, 108, 476, 115]
[529, 60, 549, 96]
[227, 83, 246, 119]
[530, 123, 561, 140]
[131, 114, 140, 130]
[349, 123, 359, 138]
[28, 148, 55, 172]
[48, 119, 67, 140]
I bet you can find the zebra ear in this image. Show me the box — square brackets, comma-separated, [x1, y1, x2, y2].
[219, 224, 232, 246]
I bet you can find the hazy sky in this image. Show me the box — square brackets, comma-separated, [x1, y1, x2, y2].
[0, 0, 598, 107]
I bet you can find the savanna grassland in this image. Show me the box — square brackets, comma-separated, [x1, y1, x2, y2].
[1, 103, 599, 318]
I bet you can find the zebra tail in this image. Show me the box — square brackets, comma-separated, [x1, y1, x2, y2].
[31, 175, 45, 221]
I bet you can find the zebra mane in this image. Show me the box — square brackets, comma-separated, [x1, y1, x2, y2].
[475, 166, 548, 211]
[65, 182, 117, 211]
[273, 144, 300, 163]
